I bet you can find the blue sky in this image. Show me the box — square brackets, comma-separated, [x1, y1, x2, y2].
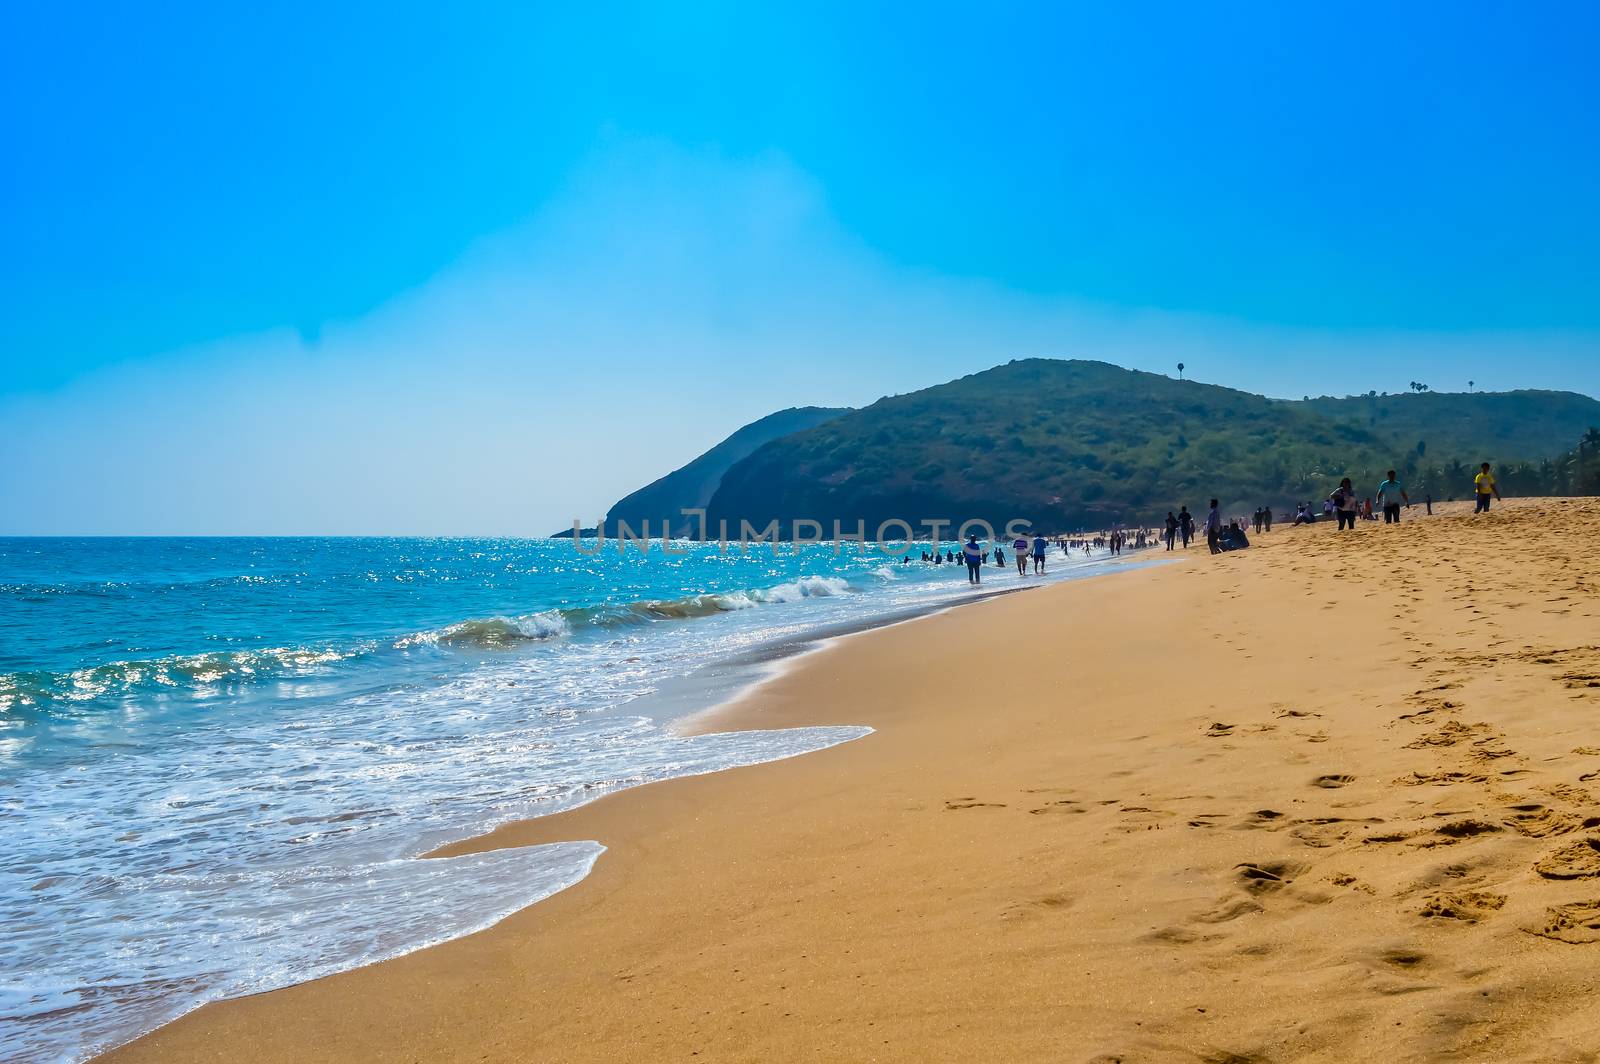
[3, 2, 1598, 533]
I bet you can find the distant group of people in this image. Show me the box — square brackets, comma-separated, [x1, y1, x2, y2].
[904, 462, 1506, 585]
[906, 523, 1168, 586]
[1285, 462, 1501, 531]
[909, 533, 1051, 584]
[1160, 502, 1253, 554]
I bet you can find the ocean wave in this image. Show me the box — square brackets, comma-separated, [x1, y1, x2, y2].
[0, 646, 359, 712]
[2, 573, 868, 713]
[753, 575, 853, 603]
[395, 610, 571, 649]
[394, 575, 859, 650]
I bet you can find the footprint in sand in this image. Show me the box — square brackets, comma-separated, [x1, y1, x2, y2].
[1405, 721, 1491, 749]
[1193, 897, 1265, 924]
[1543, 782, 1599, 805]
[1311, 774, 1355, 788]
[1290, 817, 1381, 849]
[1328, 872, 1377, 894]
[944, 798, 1005, 810]
[1525, 899, 1600, 944]
[1418, 890, 1506, 923]
[1027, 799, 1088, 815]
[1205, 722, 1235, 737]
[1397, 771, 1489, 786]
[1534, 838, 1600, 879]
[1433, 818, 1502, 840]
[1141, 924, 1219, 946]
[1234, 859, 1307, 894]
[1503, 803, 1585, 838]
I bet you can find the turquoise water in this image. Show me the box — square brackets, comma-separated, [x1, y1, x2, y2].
[0, 536, 1134, 1062]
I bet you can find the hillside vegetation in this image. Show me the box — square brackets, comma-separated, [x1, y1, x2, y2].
[602, 406, 849, 536]
[1300, 390, 1600, 464]
[705, 360, 1403, 533]
[583, 360, 1598, 536]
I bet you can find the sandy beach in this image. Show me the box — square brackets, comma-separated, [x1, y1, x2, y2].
[101, 497, 1600, 1064]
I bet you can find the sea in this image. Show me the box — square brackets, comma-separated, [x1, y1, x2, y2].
[0, 535, 1142, 1062]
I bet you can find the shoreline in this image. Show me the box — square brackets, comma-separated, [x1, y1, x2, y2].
[100, 498, 1600, 1063]
[64, 544, 1153, 1061]
[663, 553, 1164, 738]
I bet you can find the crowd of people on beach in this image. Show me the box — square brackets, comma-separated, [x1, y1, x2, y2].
[905, 462, 1507, 582]
[906, 526, 1160, 585]
[1282, 463, 1501, 529]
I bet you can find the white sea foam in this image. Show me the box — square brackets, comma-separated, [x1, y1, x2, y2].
[1, 542, 1142, 1063]
[757, 575, 852, 603]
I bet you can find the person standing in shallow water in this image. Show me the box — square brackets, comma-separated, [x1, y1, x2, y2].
[962, 535, 984, 585]
[1031, 533, 1048, 574]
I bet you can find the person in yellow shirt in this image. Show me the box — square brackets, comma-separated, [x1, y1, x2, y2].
[1474, 462, 1502, 512]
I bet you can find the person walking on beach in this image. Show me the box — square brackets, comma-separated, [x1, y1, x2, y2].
[1178, 506, 1194, 548]
[962, 535, 984, 585]
[1474, 462, 1501, 512]
[1013, 535, 1029, 576]
[1262, 506, 1273, 533]
[1206, 499, 1223, 554]
[1330, 478, 1358, 530]
[1164, 511, 1178, 551]
[1031, 533, 1048, 573]
[1376, 470, 1409, 523]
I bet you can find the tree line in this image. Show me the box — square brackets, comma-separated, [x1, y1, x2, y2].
[1407, 427, 1600, 500]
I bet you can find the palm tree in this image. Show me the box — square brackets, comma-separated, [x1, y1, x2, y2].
[1177, 362, 1185, 380]
[1408, 381, 1417, 393]
[1468, 380, 1475, 392]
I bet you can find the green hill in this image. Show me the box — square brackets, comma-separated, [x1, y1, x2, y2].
[585, 361, 1599, 536]
[1297, 390, 1600, 463]
[601, 406, 850, 537]
[704, 360, 1403, 534]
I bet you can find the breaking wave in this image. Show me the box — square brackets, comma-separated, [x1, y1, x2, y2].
[0, 646, 361, 712]
[3, 575, 864, 712]
[397, 575, 857, 648]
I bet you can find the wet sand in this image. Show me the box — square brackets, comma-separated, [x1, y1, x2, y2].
[101, 497, 1600, 1063]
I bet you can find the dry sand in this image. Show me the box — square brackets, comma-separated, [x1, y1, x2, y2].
[102, 498, 1600, 1063]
